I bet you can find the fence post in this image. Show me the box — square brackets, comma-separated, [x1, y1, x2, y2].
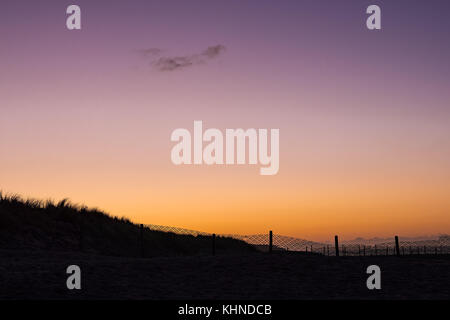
[140, 224, 144, 258]
[363, 245, 366, 256]
[395, 236, 400, 256]
[212, 233, 216, 256]
[327, 245, 330, 256]
[269, 230, 273, 253]
[375, 245, 377, 256]
[334, 235, 339, 257]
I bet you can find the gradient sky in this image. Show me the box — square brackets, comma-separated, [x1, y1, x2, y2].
[1, 0, 450, 241]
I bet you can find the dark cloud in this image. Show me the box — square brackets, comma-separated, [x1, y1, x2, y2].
[201, 45, 226, 59]
[139, 45, 226, 71]
[154, 56, 197, 71]
[137, 48, 163, 58]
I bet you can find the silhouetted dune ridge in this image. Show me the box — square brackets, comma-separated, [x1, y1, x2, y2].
[0, 192, 255, 257]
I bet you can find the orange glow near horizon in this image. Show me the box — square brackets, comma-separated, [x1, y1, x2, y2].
[2, 138, 450, 242]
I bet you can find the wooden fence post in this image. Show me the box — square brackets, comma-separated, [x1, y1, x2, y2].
[269, 230, 273, 253]
[395, 236, 400, 256]
[140, 224, 144, 258]
[212, 233, 216, 256]
[334, 235, 339, 257]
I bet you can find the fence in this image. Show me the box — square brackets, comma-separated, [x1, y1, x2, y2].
[143, 224, 450, 257]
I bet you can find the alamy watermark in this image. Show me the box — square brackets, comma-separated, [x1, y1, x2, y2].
[170, 121, 279, 175]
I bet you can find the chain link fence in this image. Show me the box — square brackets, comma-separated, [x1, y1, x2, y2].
[145, 224, 211, 237]
[329, 236, 450, 256]
[144, 224, 450, 256]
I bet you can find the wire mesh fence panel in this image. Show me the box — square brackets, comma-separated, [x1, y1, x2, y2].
[222, 234, 272, 252]
[145, 224, 212, 237]
[272, 234, 326, 253]
[396, 235, 450, 255]
[337, 238, 396, 256]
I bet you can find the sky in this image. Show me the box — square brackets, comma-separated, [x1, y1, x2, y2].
[1, 0, 450, 241]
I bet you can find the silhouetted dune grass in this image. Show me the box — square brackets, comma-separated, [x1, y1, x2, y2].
[0, 192, 255, 257]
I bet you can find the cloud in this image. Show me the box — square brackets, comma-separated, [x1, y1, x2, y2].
[138, 48, 163, 58]
[139, 45, 226, 71]
[201, 45, 226, 59]
[154, 56, 197, 71]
